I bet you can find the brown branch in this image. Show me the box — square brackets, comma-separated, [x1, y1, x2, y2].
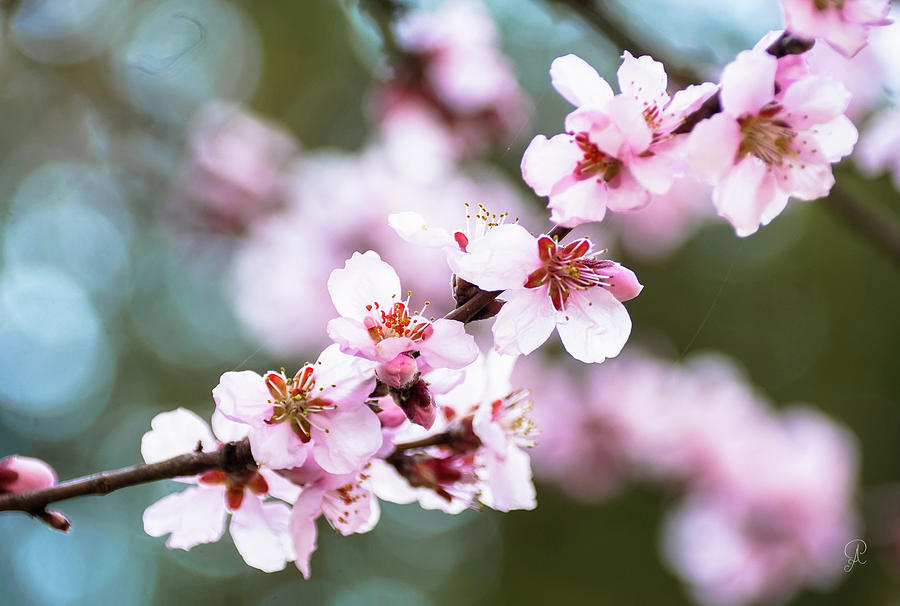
[390, 432, 452, 454]
[0, 439, 255, 515]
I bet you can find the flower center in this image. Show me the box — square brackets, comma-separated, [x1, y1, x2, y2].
[454, 202, 515, 252]
[198, 465, 269, 511]
[364, 300, 434, 343]
[573, 132, 622, 181]
[264, 367, 334, 440]
[737, 105, 797, 167]
[490, 390, 538, 449]
[813, 0, 843, 10]
[524, 236, 616, 311]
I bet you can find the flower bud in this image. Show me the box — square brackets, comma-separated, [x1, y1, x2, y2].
[376, 353, 419, 388]
[602, 262, 643, 302]
[376, 398, 408, 428]
[393, 379, 437, 430]
[37, 509, 71, 533]
[0, 456, 57, 494]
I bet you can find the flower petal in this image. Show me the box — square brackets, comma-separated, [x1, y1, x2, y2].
[311, 406, 383, 474]
[720, 51, 776, 117]
[142, 408, 216, 465]
[417, 319, 479, 371]
[491, 289, 557, 357]
[521, 134, 581, 197]
[289, 486, 325, 579]
[328, 251, 401, 322]
[249, 422, 310, 469]
[213, 371, 272, 425]
[388, 211, 456, 248]
[556, 287, 631, 364]
[453, 224, 540, 291]
[230, 496, 294, 572]
[687, 114, 742, 182]
[480, 445, 536, 512]
[550, 54, 615, 108]
[143, 486, 227, 550]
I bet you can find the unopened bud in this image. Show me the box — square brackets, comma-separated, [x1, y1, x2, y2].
[376, 398, 408, 428]
[36, 509, 71, 533]
[0, 456, 57, 494]
[392, 379, 437, 430]
[376, 353, 419, 388]
[601, 262, 643, 302]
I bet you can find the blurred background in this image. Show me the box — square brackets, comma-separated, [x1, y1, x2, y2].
[0, 0, 899, 604]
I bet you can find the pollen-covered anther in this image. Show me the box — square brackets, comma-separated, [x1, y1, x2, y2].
[738, 104, 798, 167]
[264, 364, 336, 438]
[524, 235, 616, 311]
[363, 299, 434, 343]
[573, 132, 622, 181]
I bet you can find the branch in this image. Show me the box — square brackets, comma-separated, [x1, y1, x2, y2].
[0, 439, 255, 515]
[822, 184, 900, 269]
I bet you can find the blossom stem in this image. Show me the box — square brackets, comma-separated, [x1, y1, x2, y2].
[390, 433, 453, 454]
[0, 439, 255, 515]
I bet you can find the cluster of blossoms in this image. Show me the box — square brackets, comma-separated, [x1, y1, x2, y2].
[524, 350, 859, 606]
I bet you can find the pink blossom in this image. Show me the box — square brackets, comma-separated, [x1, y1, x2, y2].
[141, 408, 300, 572]
[213, 344, 381, 473]
[370, 0, 531, 158]
[177, 102, 297, 232]
[326, 251, 478, 372]
[521, 53, 716, 227]
[280, 460, 380, 579]
[781, 0, 891, 57]
[687, 49, 857, 236]
[457, 229, 640, 363]
[663, 407, 859, 606]
[0, 455, 57, 494]
[855, 107, 900, 189]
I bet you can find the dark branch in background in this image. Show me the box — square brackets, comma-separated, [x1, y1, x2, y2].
[549, 0, 900, 271]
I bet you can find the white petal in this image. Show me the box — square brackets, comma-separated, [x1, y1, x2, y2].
[142, 408, 216, 465]
[249, 423, 310, 469]
[327, 251, 401, 322]
[211, 410, 250, 443]
[387, 211, 456, 248]
[556, 288, 631, 364]
[143, 486, 227, 550]
[311, 406, 383, 474]
[480, 446, 536, 512]
[812, 114, 858, 162]
[452, 224, 539, 291]
[260, 469, 303, 503]
[417, 319, 479, 371]
[289, 486, 325, 579]
[230, 496, 294, 573]
[491, 289, 557, 357]
[550, 54, 615, 108]
[521, 133, 581, 197]
[315, 343, 377, 403]
[213, 371, 272, 425]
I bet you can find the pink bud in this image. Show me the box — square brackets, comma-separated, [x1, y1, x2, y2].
[0, 456, 57, 494]
[38, 509, 71, 533]
[396, 379, 436, 430]
[376, 353, 419, 388]
[602, 262, 643, 302]
[377, 398, 408, 428]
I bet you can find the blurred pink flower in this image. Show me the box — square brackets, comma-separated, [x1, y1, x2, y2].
[178, 102, 298, 233]
[781, 0, 891, 57]
[0, 455, 57, 494]
[213, 344, 380, 473]
[371, 0, 531, 159]
[855, 107, 900, 189]
[522, 53, 715, 227]
[663, 407, 859, 606]
[141, 408, 299, 572]
[688, 49, 856, 236]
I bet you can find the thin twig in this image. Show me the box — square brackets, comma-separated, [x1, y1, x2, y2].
[821, 184, 900, 269]
[0, 439, 255, 514]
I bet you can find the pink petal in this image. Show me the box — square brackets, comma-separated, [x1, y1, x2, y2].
[326, 317, 379, 360]
[521, 133, 581, 197]
[260, 468, 302, 503]
[480, 445, 536, 512]
[811, 114, 858, 162]
[603, 263, 644, 302]
[617, 51, 669, 114]
[548, 177, 608, 227]
[660, 82, 719, 132]
[556, 287, 631, 363]
[629, 152, 676, 195]
[491, 288, 557, 356]
[0, 456, 56, 493]
[713, 156, 784, 237]
[606, 94, 653, 152]
[249, 422, 310, 469]
[210, 410, 250, 443]
[780, 76, 851, 130]
[550, 54, 615, 108]
[321, 486, 376, 535]
[230, 496, 294, 572]
[143, 486, 227, 550]
[142, 408, 216, 464]
[316, 344, 377, 404]
[720, 51, 776, 117]
[212, 371, 272, 425]
[289, 486, 325, 579]
[311, 406, 383, 474]
[327, 251, 401, 322]
[416, 319, 478, 371]
[452, 224, 540, 291]
[605, 167, 653, 213]
[687, 114, 742, 181]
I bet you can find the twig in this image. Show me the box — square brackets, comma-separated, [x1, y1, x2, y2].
[0, 439, 255, 514]
[821, 184, 900, 269]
